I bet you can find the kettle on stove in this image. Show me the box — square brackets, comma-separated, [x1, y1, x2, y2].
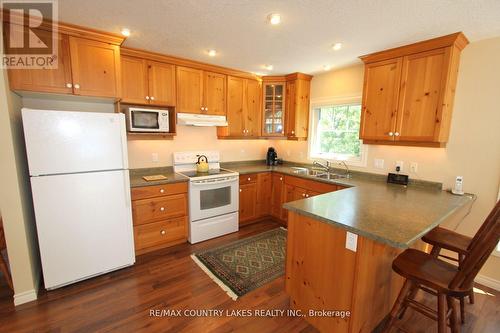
[266, 147, 278, 166]
[196, 155, 209, 173]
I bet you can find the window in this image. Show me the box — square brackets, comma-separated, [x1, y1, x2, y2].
[309, 101, 367, 166]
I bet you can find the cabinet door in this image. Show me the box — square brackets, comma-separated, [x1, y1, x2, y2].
[226, 76, 245, 136]
[204, 71, 226, 115]
[271, 173, 285, 219]
[262, 82, 286, 136]
[69, 37, 121, 98]
[396, 48, 448, 142]
[239, 183, 257, 225]
[176, 66, 203, 113]
[359, 58, 402, 141]
[285, 80, 296, 137]
[8, 31, 73, 94]
[293, 79, 311, 139]
[149, 61, 176, 106]
[121, 56, 148, 104]
[245, 79, 262, 136]
[256, 173, 272, 217]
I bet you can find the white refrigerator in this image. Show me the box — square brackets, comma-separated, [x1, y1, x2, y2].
[22, 108, 135, 290]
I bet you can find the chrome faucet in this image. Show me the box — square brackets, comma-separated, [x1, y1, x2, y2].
[338, 160, 351, 179]
[313, 160, 332, 172]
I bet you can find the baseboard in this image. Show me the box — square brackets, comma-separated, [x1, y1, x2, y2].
[475, 274, 500, 291]
[14, 289, 37, 306]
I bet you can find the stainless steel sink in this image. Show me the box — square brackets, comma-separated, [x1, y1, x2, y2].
[291, 167, 327, 177]
[315, 172, 348, 180]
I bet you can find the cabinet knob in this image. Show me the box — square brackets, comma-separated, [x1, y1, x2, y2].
[280, 177, 283, 181]
[160, 207, 165, 211]
[394, 132, 400, 136]
[205, 107, 208, 111]
[160, 230, 166, 235]
[150, 96, 155, 101]
[247, 177, 251, 181]
[291, 130, 295, 134]
[66, 83, 72, 88]
[145, 96, 150, 100]
[302, 193, 306, 197]
[160, 189, 165, 193]
[239, 189, 242, 192]
[74, 84, 80, 89]
[306, 194, 309, 198]
[388, 132, 394, 136]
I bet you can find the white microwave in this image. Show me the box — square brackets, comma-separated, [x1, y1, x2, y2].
[126, 107, 169, 133]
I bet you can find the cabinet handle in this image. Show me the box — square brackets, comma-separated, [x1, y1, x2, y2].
[388, 132, 394, 136]
[150, 96, 155, 101]
[160, 230, 166, 235]
[145, 96, 150, 100]
[74, 84, 80, 89]
[66, 83, 72, 88]
[160, 207, 165, 211]
[394, 132, 400, 136]
[160, 189, 165, 193]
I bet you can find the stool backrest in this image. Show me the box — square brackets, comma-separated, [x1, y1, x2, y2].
[468, 199, 500, 250]
[0, 217, 6, 250]
[450, 200, 500, 291]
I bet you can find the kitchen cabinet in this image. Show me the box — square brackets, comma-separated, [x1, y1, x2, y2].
[176, 66, 227, 115]
[218, 76, 261, 138]
[68, 36, 121, 98]
[121, 56, 176, 106]
[285, 73, 312, 140]
[262, 80, 286, 136]
[131, 182, 188, 255]
[271, 173, 286, 222]
[359, 32, 468, 147]
[7, 30, 73, 94]
[7, 33, 122, 98]
[256, 173, 272, 217]
[239, 182, 258, 225]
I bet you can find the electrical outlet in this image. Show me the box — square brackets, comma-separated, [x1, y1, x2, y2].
[410, 162, 418, 173]
[151, 153, 159, 162]
[395, 161, 404, 172]
[345, 232, 358, 252]
[374, 158, 384, 169]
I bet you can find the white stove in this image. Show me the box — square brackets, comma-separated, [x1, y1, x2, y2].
[173, 151, 239, 243]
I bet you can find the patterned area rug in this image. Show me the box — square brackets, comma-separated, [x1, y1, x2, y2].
[191, 228, 287, 300]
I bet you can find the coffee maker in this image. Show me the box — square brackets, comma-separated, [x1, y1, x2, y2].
[266, 147, 278, 166]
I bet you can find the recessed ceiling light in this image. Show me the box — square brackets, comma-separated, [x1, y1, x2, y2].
[207, 49, 217, 57]
[323, 65, 332, 71]
[121, 28, 131, 37]
[332, 42, 342, 51]
[263, 64, 273, 71]
[268, 13, 281, 25]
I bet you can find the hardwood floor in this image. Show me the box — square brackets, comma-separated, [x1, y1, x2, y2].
[0, 220, 498, 333]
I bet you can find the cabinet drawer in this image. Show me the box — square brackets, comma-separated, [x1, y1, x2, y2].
[134, 217, 186, 251]
[132, 193, 187, 225]
[239, 173, 258, 185]
[131, 182, 187, 200]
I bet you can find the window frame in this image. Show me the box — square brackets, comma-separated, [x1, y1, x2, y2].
[308, 96, 367, 167]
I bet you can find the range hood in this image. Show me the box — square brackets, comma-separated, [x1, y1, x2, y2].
[177, 113, 228, 127]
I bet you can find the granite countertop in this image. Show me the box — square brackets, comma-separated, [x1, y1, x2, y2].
[129, 167, 188, 188]
[221, 161, 475, 249]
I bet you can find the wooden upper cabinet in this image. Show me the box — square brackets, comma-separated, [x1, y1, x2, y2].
[224, 76, 245, 136]
[359, 58, 402, 141]
[204, 71, 226, 115]
[69, 37, 121, 98]
[121, 56, 148, 104]
[396, 48, 448, 142]
[176, 66, 203, 113]
[285, 74, 312, 140]
[262, 81, 286, 136]
[8, 30, 73, 94]
[148, 61, 176, 106]
[245, 79, 262, 136]
[359, 32, 468, 147]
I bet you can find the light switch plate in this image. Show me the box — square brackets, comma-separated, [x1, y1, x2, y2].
[151, 153, 159, 162]
[346, 232, 358, 252]
[374, 158, 384, 169]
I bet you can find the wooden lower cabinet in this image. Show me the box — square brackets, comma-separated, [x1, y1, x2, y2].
[271, 173, 286, 221]
[131, 182, 188, 255]
[256, 173, 272, 217]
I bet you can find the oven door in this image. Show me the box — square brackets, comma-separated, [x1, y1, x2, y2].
[189, 176, 239, 222]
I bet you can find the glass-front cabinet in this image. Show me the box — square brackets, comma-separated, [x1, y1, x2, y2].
[263, 82, 286, 136]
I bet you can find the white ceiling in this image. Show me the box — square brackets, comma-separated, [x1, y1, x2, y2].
[58, 0, 500, 75]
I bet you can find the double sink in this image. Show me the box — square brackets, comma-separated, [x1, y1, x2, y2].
[290, 167, 349, 180]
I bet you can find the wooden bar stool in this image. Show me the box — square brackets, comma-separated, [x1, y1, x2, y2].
[384, 202, 500, 333]
[421, 200, 499, 322]
[0, 217, 14, 291]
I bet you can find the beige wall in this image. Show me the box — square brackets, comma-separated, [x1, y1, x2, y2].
[275, 36, 500, 282]
[0, 69, 41, 304]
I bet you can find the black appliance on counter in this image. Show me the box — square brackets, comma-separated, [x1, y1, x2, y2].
[266, 147, 278, 166]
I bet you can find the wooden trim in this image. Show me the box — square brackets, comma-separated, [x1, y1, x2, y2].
[359, 32, 469, 64]
[285, 72, 313, 81]
[2, 8, 125, 45]
[121, 47, 260, 80]
[362, 139, 446, 148]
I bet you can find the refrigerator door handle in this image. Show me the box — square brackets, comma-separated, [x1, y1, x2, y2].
[123, 171, 131, 207]
[118, 114, 129, 170]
